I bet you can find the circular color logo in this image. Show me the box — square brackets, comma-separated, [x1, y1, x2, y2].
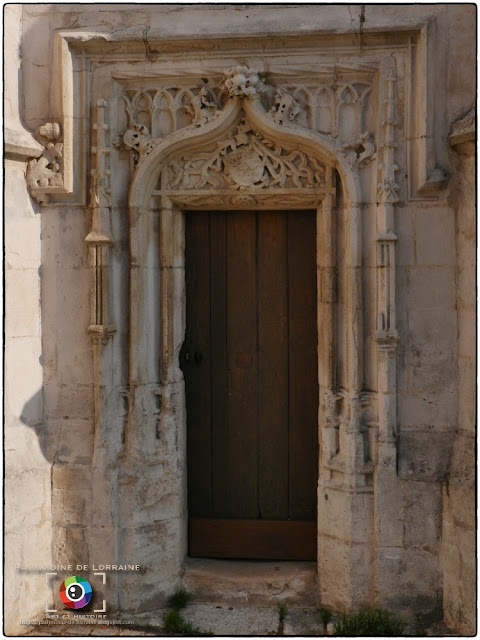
[59, 576, 93, 609]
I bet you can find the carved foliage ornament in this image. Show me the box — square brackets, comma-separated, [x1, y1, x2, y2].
[342, 131, 376, 168]
[26, 123, 63, 199]
[220, 66, 268, 99]
[267, 88, 301, 126]
[167, 118, 326, 191]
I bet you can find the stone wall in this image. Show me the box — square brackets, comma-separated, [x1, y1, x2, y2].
[4, 4, 476, 635]
[4, 5, 52, 634]
[442, 109, 476, 636]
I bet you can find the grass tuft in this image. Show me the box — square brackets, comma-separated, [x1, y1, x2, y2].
[278, 602, 288, 623]
[332, 607, 404, 637]
[163, 608, 210, 636]
[320, 608, 333, 626]
[167, 587, 191, 610]
[163, 588, 211, 636]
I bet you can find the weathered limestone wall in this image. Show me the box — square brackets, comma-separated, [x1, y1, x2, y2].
[442, 110, 476, 636]
[388, 197, 457, 624]
[442, 9, 476, 634]
[41, 204, 94, 566]
[4, 5, 52, 634]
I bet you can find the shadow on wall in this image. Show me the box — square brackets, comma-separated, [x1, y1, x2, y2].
[19, 388, 53, 463]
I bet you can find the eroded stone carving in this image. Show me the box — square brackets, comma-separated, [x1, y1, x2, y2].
[26, 122, 63, 200]
[168, 118, 326, 191]
[323, 389, 378, 490]
[342, 131, 376, 168]
[122, 123, 157, 164]
[185, 86, 222, 126]
[90, 99, 112, 209]
[168, 191, 327, 210]
[118, 85, 223, 166]
[230, 194, 257, 207]
[220, 65, 268, 99]
[267, 88, 301, 125]
[377, 176, 399, 203]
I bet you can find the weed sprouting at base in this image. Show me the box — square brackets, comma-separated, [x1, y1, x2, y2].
[167, 587, 191, 610]
[332, 607, 404, 636]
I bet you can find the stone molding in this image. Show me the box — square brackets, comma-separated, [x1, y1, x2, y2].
[449, 107, 475, 155]
[5, 126, 43, 162]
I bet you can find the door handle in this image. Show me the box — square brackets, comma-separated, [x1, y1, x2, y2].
[180, 346, 202, 366]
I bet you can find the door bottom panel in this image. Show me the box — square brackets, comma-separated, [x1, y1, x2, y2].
[189, 518, 317, 561]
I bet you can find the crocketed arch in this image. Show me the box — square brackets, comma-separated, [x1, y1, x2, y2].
[128, 95, 361, 212]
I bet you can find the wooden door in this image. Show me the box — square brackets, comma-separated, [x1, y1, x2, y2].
[181, 210, 318, 560]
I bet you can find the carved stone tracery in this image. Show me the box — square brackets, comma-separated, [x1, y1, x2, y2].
[117, 70, 376, 179]
[121, 85, 223, 136]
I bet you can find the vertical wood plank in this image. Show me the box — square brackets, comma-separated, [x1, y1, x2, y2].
[225, 211, 258, 518]
[185, 212, 212, 517]
[288, 210, 318, 521]
[210, 212, 229, 517]
[257, 211, 289, 519]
